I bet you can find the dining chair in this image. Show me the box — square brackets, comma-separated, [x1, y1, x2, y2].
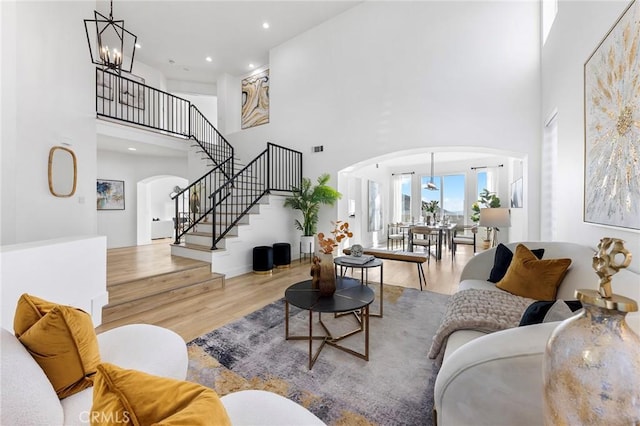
[451, 224, 478, 258]
[408, 225, 434, 263]
[387, 223, 406, 250]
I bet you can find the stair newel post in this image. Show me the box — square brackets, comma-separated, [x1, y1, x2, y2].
[173, 189, 180, 244]
[211, 191, 217, 250]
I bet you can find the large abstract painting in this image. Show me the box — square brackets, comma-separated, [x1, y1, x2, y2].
[368, 180, 382, 232]
[584, 0, 639, 230]
[241, 69, 269, 129]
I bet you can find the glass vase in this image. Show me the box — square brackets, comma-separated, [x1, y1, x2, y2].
[543, 304, 640, 425]
[543, 238, 640, 425]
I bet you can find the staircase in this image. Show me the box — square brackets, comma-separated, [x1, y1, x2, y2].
[95, 67, 303, 271]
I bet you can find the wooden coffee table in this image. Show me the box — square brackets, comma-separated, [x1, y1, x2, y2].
[284, 277, 375, 369]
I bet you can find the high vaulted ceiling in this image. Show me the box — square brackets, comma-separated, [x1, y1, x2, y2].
[99, 1, 360, 85]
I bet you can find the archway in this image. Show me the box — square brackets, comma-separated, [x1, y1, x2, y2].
[137, 175, 188, 245]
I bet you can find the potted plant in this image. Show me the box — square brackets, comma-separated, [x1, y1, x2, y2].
[471, 188, 501, 248]
[422, 200, 440, 224]
[284, 173, 342, 254]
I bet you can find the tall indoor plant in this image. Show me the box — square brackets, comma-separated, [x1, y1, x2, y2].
[471, 188, 501, 248]
[284, 173, 342, 253]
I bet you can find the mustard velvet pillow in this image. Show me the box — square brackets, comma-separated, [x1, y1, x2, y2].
[14, 293, 59, 337]
[15, 294, 101, 399]
[496, 244, 572, 300]
[91, 363, 231, 426]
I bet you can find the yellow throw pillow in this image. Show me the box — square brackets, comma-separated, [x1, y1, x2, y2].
[91, 363, 231, 426]
[497, 244, 572, 300]
[17, 300, 100, 399]
[14, 293, 59, 337]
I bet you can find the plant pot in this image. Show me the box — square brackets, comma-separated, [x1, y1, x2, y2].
[300, 235, 314, 254]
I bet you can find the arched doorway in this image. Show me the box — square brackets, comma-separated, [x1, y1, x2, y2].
[137, 175, 188, 245]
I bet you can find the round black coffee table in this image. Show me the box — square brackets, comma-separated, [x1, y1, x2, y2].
[284, 276, 375, 369]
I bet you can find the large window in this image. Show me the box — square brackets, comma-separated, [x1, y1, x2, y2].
[400, 175, 412, 222]
[421, 174, 465, 221]
[476, 171, 487, 199]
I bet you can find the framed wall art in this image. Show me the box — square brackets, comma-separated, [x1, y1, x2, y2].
[368, 180, 382, 232]
[584, 0, 639, 230]
[96, 70, 113, 101]
[241, 69, 269, 129]
[97, 179, 125, 210]
[119, 73, 145, 110]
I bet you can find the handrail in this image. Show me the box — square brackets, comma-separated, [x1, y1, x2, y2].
[208, 143, 302, 248]
[95, 68, 302, 250]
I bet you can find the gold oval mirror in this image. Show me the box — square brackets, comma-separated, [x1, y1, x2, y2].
[48, 146, 77, 197]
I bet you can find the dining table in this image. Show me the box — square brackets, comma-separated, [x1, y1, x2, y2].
[408, 222, 456, 260]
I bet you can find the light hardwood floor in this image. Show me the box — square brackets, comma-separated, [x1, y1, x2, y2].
[98, 239, 479, 342]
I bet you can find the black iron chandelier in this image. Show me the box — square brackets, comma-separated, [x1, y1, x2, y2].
[84, 0, 137, 74]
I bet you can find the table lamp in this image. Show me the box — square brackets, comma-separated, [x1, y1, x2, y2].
[479, 208, 511, 247]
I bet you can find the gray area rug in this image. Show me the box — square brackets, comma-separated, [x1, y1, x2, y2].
[187, 285, 449, 425]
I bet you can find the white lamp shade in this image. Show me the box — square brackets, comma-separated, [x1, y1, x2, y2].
[479, 208, 511, 227]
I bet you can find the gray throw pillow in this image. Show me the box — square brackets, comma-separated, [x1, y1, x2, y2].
[542, 300, 577, 323]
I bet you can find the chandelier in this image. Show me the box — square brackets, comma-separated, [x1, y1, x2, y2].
[84, 0, 137, 74]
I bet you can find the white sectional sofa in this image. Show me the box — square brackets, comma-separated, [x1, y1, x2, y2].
[1, 323, 325, 425]
[433, 242, 640, 426]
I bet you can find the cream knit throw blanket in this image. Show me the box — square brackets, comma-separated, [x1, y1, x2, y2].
[428, 288, 534, 362]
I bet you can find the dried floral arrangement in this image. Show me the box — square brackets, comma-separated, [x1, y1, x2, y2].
[317, 220, 353, 254]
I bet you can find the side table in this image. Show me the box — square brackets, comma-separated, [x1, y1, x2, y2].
[333, 256, 384, 317]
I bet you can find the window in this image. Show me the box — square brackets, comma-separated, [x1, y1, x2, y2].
[542, 110, 558, 240]
[542, 0, 558, 45]
[392, 174, 412, 223]
[477, 171, 487, 198]
[421, 174, 465, 221]
[401, 175, 412, 222]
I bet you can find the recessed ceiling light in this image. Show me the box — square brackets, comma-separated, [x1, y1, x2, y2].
[205, 56, 212, 62]
[135, 43, 141, 49]
[262, 22, 270, 29]
[249, 63, 255, 69]
[128, 147, 137, 151]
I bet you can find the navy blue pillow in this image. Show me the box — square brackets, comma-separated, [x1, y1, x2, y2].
[519, 300, 583, 326]
[488, 243, 545, 283]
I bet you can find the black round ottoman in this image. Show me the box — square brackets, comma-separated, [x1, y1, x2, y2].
[253, 246, 273, 274]
[273, 242, 291, 269]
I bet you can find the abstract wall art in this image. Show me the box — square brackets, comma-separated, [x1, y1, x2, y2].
[584, 0, 639, 230]
[97, 179, 125, 210]
[241, 69, 269, 129]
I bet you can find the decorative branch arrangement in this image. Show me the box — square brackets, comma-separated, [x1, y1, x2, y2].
[317, 221, 353, 254]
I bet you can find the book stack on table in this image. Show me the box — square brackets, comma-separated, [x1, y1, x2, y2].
[336, 254, 375, 265]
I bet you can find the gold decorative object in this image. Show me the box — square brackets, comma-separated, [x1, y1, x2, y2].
[543, 238, 640, 425]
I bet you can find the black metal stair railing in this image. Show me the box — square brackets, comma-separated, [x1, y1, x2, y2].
[95, 68, 302, 249]
[209, 143, 302, 249]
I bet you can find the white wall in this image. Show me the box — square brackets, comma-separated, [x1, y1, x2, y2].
[223, 1, 541, 237]
[0, 236, 108, 329]
[174, 92, 218, 128]
[1, 1, 97, 245]
[97, 150, 187, 248]
[542, 0, 640, 272]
